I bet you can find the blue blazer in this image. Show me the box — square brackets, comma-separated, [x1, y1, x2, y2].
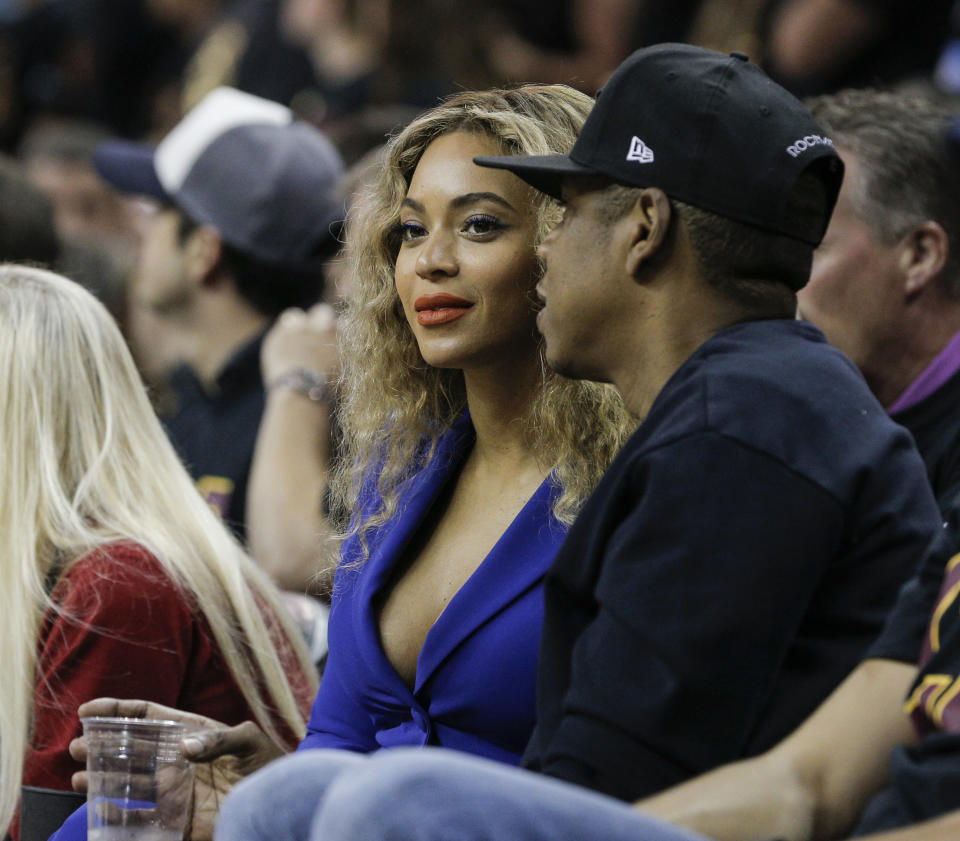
[300, 415, 566, 764]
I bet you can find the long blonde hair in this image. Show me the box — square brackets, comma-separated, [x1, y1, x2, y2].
[332, 85, 635, 553]
[0, 265, 317, 837]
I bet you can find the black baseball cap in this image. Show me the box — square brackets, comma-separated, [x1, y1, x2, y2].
[476, 43, 844, 246]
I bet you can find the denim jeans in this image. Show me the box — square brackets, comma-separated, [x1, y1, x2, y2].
[217, 746, 712, 841]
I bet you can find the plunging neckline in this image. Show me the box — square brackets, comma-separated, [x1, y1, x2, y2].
[364, 434, 559, 696]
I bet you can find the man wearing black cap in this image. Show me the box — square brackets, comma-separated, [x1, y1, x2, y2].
[471, 41, 939, 803]
[95, 86, 344, 541]
[208, 43, 946, 841]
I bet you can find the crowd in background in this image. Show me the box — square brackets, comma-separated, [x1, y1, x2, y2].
[0, 0, 955, 149]
[0, 0, 956, 406]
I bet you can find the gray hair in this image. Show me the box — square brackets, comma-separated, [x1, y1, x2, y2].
[806, 88, 960, 290]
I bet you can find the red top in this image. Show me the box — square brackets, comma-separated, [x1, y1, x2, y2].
[22, 542, 312, 805]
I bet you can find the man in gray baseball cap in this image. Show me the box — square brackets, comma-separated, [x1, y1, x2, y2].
[95, 86, 345, 540]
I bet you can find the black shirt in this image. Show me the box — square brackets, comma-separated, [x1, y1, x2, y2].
[523, 320, 941, 802]
[892, 365, 960, 518]
[162, 332, 266, 541]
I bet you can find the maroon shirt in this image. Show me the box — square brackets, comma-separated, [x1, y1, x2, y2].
[23, 542, 311, 800]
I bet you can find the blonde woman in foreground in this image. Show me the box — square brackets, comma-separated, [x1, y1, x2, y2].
[0, 265, 317, 841]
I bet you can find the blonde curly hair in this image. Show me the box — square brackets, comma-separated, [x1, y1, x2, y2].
[332, 85, 635, 555]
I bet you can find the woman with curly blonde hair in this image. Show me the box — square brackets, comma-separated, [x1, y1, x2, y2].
[294, 83, 634, 761]
[0, 265, 317, 841]
[201, 80, 635, 841]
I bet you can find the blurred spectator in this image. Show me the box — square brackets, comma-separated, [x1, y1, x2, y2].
[244, 141, 388, 613]
[0, 148, 126, 321]
[800, 89, 960, 516]
[271, 0, 494, 130]
[19, 117, 141, 319]
[162, 0, 319, 118]
[485, 0, 633, 91]
[0, 0, 184, 146]
[669, 0, 764, 56]
[20, 119, 137, 261]
[0, 0, 100, 147]
[759, 0, 954, 96]
[0, 150, 58, 265]
[247, 303, 339, 601]
[277, 0, 387, 122]
[88, 0, 189, 139]
[483, 0, 768, 93]
[219, 0, 317, 108]
[94, 86, 344, 542]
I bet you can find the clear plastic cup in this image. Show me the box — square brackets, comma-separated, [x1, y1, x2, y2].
[81, 717, 194, 841]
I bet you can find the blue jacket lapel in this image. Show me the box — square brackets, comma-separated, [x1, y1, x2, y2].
[414, 476, 564, 692]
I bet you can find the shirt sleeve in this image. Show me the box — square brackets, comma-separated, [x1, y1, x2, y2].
[298, 635, 380, 753]
[297, 563, 380, 753]
[26, 545, 197, 791]
[533, 432, 902, 799]
[866, 517, 960, 664]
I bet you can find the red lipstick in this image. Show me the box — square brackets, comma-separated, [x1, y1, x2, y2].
[414, 293, 473, 326]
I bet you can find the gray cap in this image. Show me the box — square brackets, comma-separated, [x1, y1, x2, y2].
[94, 87, 346, 271]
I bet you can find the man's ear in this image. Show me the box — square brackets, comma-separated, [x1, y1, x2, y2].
[183, 225, 224, 285]
[625, 188, 672, 279]
[900, 220, 948, 297]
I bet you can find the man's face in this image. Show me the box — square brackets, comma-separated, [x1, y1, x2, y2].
[535, 178, 623, 383]
[132, 205, 191, 313]
[27, 157, 137, 255]
[797, 150, 905, 372]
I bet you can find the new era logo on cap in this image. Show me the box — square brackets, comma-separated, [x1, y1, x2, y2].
[626, 136, 654, 163]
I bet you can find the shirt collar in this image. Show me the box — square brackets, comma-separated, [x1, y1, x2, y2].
[887, 328, 960, 415]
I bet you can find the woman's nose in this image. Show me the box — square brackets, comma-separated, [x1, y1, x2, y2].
[415, 232, 458, 279]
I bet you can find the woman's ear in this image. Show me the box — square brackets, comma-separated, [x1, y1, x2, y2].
[625, 188, 672, 279]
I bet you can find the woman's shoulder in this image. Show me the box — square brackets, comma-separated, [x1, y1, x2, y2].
[54, 541, 191, 618]
[61, 541, 167, 582]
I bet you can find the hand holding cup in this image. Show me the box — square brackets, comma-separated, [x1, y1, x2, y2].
[72, 699, 286, 841]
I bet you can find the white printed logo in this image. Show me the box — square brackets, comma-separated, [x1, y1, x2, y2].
[626, 136, 655, 163]
[785, 134, 834, 158]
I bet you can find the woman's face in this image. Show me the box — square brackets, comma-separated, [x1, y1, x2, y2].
[394, 130, 541, 372]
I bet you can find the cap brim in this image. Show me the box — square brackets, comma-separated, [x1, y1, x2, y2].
[93, 140, 168, 201]
[473, 154, 599, 200]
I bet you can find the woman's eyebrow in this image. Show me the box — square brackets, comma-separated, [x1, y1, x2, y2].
[451, 192, 516, 212]
[400, 193, 517, 214]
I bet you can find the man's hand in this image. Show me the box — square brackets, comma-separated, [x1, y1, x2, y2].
[262, 303, 340, 386]
[71, 698, 287, 841]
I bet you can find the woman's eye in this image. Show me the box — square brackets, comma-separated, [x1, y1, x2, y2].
[463, 215, 505, 236]
[398, 221, 427, 242]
